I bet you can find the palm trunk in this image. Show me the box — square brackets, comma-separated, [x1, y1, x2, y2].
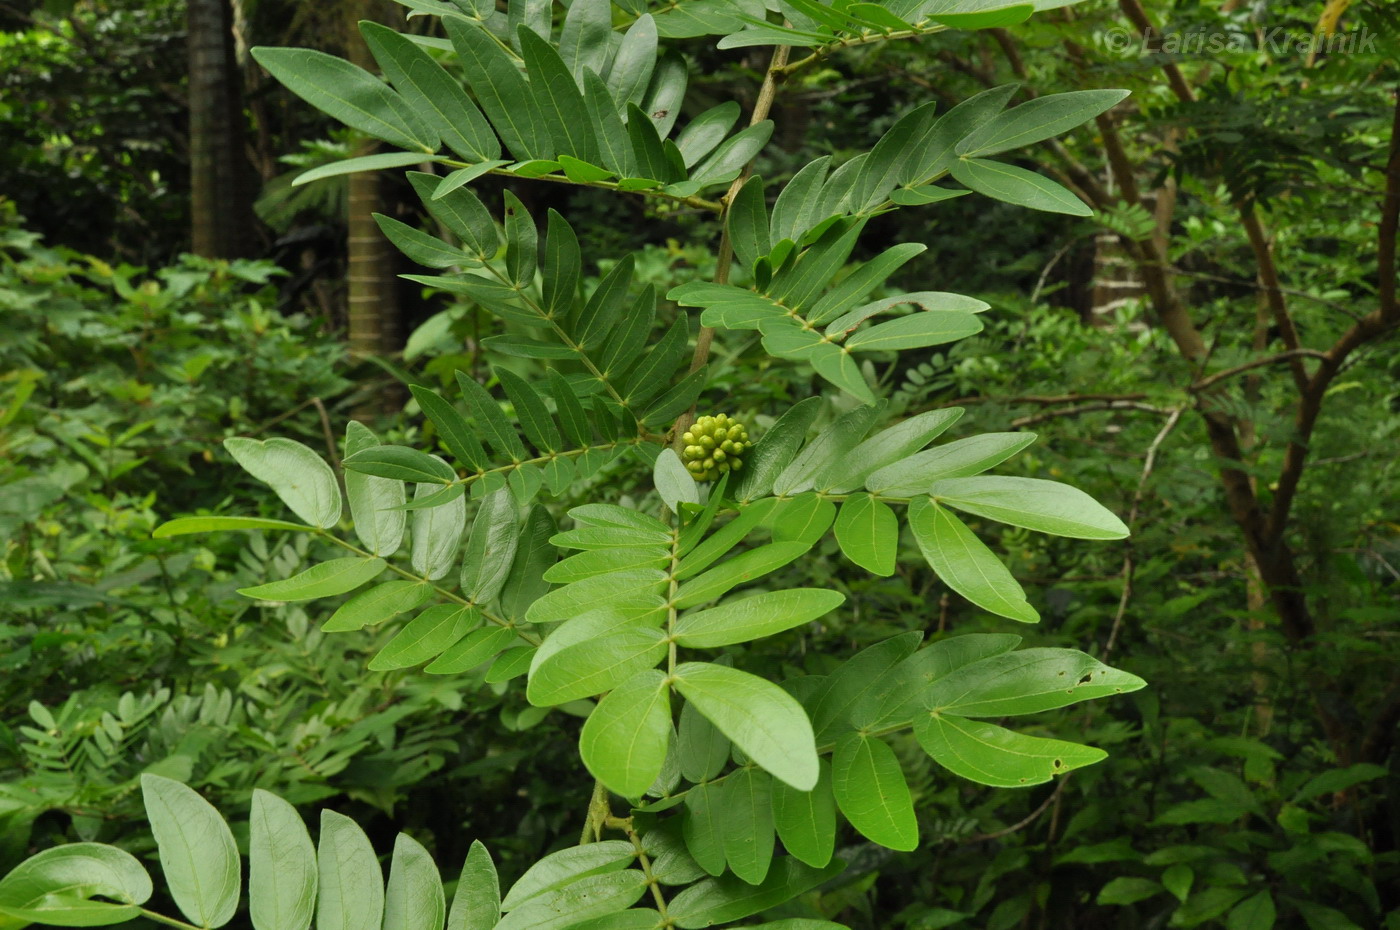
[188, 0, 255, 258]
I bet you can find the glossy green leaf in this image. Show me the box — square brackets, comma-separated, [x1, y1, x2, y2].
[674, 663, 818, 790]
[765, 494, 836, 547]
[369, 605, 481, 671]
[951, 158, 1092, 215]
[410, 476, 467, 580]
[344, 422, 408, 556]
[518, 28, 599, 164]
[833, 494, 898, 576]
[459, 487, 520, 604]
[580, 669, 672, 798]
[525, 569, 668, 623]
[499, 505, 557, 619]
[153, 516, 312, 538]
[373, 215, 467, 269]
[292, 152, 445, 186]
[907, 497, 1038, 623]
[957, 89, 1129, 158]
[674, 588, 844, 648]
[872, 634, 1023, 728]
[1226, 891, 1276, 930]
[850, 101, 940, 211]
[722, 768, 775, 885]
[446, 841, 498, 930]
[544, 547, 670, 583]
[141, 775, 239, 928]
[915, 714, 1107, 787]
[771, 761, 835, 869]
[238, 557, 384, 602]
[225, 437, 341, 528]
[667, 858, 845, 929]
[251, 47, 434, 152]
[608, 13, 658, 107]
[382, 835, 444, 930]
[485, 645, 534, 682]
[924, 647, 1148, 716]
[323, 581, 433, 633]
[500, 842, 635, 912]
[315, 811, 383, 930]
[809, 631, 923, 742]
[408, 173, 500, 260]
[455, 372, 529, 462]
[682, 783, 727, 876]
[930, 475, 1129, 539]
[865, 432, 1036, 496]
[831, 733, 917, 851]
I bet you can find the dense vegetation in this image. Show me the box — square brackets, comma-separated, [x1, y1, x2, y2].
[1, 1, 1397, 930]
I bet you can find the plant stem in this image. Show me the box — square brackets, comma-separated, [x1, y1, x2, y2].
[138, 910, 205, 930]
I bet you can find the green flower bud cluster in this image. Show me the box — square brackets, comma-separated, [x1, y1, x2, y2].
[681, 414, 753, 482]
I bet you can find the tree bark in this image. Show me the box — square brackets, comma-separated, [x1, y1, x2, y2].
[187, 0, 256, 258]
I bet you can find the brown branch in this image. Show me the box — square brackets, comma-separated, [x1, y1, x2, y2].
[1011, 401, 1171, 428]
[1238, 202, 1310, 392]
[1190, 349, 1329, 393]
[964, 777, 1069, 844]
[1117, 0, 1195, 103]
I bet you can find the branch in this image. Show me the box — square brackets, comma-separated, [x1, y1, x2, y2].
[1190, 349, 1329, 393]
[964, 777, 1069, 844]
[1238, 202, 1310, 392]
[1011, 400, 1172, 428]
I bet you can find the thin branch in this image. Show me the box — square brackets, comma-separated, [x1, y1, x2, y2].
[1189, 349, 1329, 393]
[1011, 400, 1172, 428]
[964, 777, 1069, 844]
[1104, 407, 1184, 658]
[1237, 202, 1309, 392]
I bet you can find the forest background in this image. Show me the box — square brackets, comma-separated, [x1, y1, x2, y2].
[1, 0, 1398, 928]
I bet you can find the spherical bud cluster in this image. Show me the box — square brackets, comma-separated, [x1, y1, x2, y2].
[681, 414, 753, 482]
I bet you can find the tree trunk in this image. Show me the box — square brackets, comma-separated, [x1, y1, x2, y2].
[187, 0, 255, 258]
[344, 0, 403, 360]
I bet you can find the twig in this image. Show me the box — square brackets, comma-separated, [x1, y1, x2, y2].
[311, 396, 340, 470]
[1011, 400, 1171, 428]
[1104, 407, 1184, 657]
[964, 777, 1069, 844]
[1189, 349, 1329, 393]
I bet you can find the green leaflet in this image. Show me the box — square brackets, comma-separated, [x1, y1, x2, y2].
[907, 497, 1038, 623]
[951, 157, 1092, 216]
[293, 152, 448, 186]
[0, 844, 151, 927]
[460, 487, 520, 604]
[423, 625, 517, 674]
[237, 557, 385, 602]
[501, 191, 539, 289]
[315, 812, 384, 930]
[607, 13, 658, 108]
[765, 494, 836, 547]
[831, 733, 917, 851]
[924, 647, 1147, 717]
[870, 633, 1023, 729]
[673, 663, 818, 791]
[772, 402, 883, 496]
[569, 503, 672, 536]
[373, 214, 468, 268]
[929, 475, 1130, 539]
[673, 588, 845, 648]
[676, 498, 778, 578]
[641, 820, 706, 886]
[500, 841, 635, 912]
[408, 173, 500, 260]
[343, 444, 457, 483]
[678, 699, 731, 783]
[957, 89, 1130, 158]
[655, 448, 700, 513]
[544, 546, 671, 583]
[732, 399, 823, 502]
[682, 783, 727, 876]
[248, 790, 317, 930]
[496, 368, 561, 453]
[443, 15, 552, 161]
[721, 768, 775, 885]
[494, 871, 647, 930]
[323, 581, 433, 633]
[808, 631, 923, 742]
[360, 22, 498, 162]
[915, 714, 1108, 787]
[771, 761, 836, 869]
[579, 669, 672, 798]
[344, 422, 408, 556]
[843, 311, 985, 353]
[822, 408, 964, 492]
[410, 476, 467, 580]
[518, 27, 600, 165]
[225, 437, 341, 528]
[833, 494, 898, 577]
[678, 101, 742, 167]
[383, 835, 444, 930]
[485, 645, 535, 682]
[369, 605, 481, 671]
[667, 858, 845, 930]
[673, 542, 811, 608]
[152, 516, 312, 538]
[446, 841, 499, 930]
[527, 626, 667, 706]
[250, 47, 435, 153]
[141, 775, 240, 928]
[525, 569, 668, 623]
[865, 431, 1036, 496]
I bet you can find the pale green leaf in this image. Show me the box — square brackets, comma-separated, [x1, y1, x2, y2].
[493, 871, 647, 930]
[915, 715, 1107, 787]
[382, 835, 444, 930]
[323, 581, 433, 633]
[673, 542, 810, 609]
[344, 422, 407, 556]
[833, 494, 898, 576]
[771, 761, 835, 869]
[580, 669, 672, 798]
[673, 589, 844, 648]
[907, 497, 1038, 623]
[140, 775, 240, 928]
[225, 437, 342, 528]
[424, 626, 517, 675]
[153, 516, 312, 538]
[929, 475, 1129, 539]
[238, 558, 384, 602]
[249, 790, 316, 930]
[446, 841, 498, 930]
[500, 842, 635, 912]
[315, 811, 383, 930]
[369, 605, 481, 671]
[923, 647, 1147, 716]
[831, 734, 917, 851]
[865, 432, 1036, 496]
[410, 476, 467, 580]
[721, 768, 775, 885]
